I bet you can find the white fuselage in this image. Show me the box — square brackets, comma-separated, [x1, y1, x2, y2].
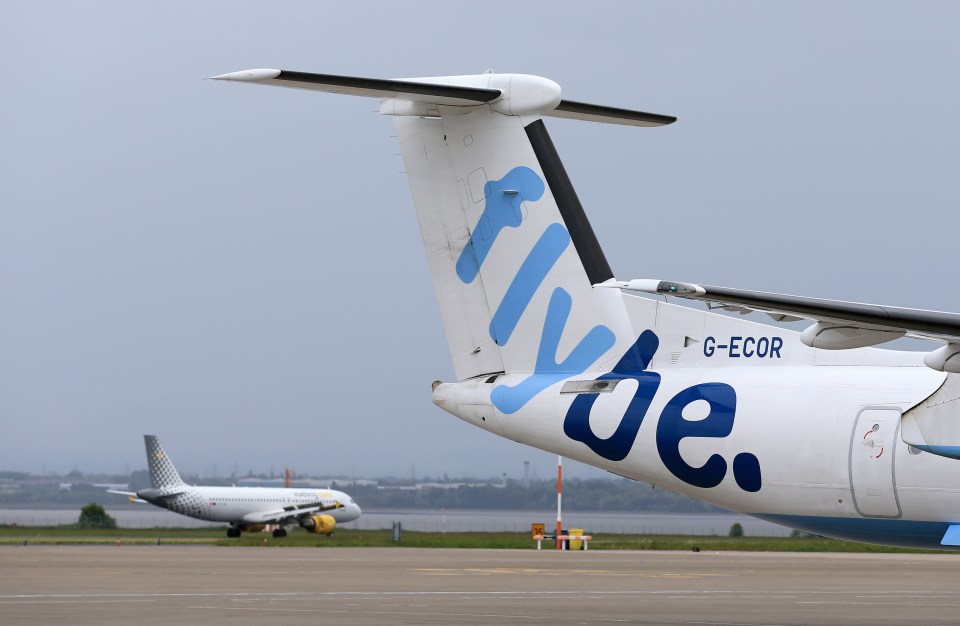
[144, 486, 361, 525]
[433, 295, 958, 549]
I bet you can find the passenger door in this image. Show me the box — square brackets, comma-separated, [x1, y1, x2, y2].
[850, 407, 902, 518]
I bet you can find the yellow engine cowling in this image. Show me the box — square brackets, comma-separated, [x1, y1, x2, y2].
[239, 524, 266, 533]
[301, 514, 336, 535]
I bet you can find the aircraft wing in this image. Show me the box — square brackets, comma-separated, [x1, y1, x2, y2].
[601, 279, 960, 373]
[106, 489, 148, 504]
[240, 500, 344, 526]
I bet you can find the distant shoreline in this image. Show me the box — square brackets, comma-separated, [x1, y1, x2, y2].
[0, 507, 791, 536]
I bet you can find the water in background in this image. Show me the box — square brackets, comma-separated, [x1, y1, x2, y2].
[0, 508, 791, 536]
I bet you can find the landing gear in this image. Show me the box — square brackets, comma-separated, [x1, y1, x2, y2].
[272, 528, 287, 538]
[226, 527, 241, 538]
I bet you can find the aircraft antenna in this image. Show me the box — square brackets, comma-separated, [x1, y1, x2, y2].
[556, 456, 563, 550]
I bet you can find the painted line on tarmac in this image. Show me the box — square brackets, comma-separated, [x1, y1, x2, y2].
[4, 588, 960, 602]
[414, 567, 727, 578]
[188, 606, 350, 614]
[798, 601, 960, 607]
[0, 600, 156, 605]
[0, 590, 711, 600]
[184, 605, 663, 623]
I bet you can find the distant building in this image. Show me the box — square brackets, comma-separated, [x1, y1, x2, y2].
[92, 483, 129, 491]
[378, 481, 504, 491]
[237, 477, 378, 489]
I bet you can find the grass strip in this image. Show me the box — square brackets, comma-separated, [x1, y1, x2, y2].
[1, 525, 954, 553]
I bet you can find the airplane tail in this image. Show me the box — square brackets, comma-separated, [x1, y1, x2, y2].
[391, 103, 637, 383]
[144, 435, 185, 489]
[211, 70, 674, 384]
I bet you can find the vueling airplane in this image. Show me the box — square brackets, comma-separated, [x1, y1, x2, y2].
[110, 436, 361, 537]
[212, 69, 960, 549]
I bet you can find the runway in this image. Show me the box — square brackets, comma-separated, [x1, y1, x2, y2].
[2, 546, 958, 625]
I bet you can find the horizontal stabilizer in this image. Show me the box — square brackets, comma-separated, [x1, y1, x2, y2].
[210, 69, 501, 106]
[136, 486, 187, 499]
[106, 489, 148, 504]
[211, 69, 676, 127]
[549, 99, 676, 127]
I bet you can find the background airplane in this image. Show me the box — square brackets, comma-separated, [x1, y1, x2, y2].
[213, 68, 960, 550]
[110, 435, 361, 537]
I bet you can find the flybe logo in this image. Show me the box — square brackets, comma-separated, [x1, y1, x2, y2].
[455, 165, 760, 493]
[564, 332, 762, 492]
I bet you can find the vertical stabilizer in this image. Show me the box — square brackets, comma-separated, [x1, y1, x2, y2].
[144, 435, 185, 489]
[394, 103, 635, 381]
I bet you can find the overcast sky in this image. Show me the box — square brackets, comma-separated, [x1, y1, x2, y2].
[2, 1, 958, 480]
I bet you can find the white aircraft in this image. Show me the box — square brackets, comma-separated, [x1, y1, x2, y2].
[212, 69, 960, 549]
[110, 435, 362, 537]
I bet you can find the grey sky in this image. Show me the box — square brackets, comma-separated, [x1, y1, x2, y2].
[2, 2, 958, 479]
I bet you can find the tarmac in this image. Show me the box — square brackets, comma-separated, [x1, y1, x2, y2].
[2, 545, 959, 625]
